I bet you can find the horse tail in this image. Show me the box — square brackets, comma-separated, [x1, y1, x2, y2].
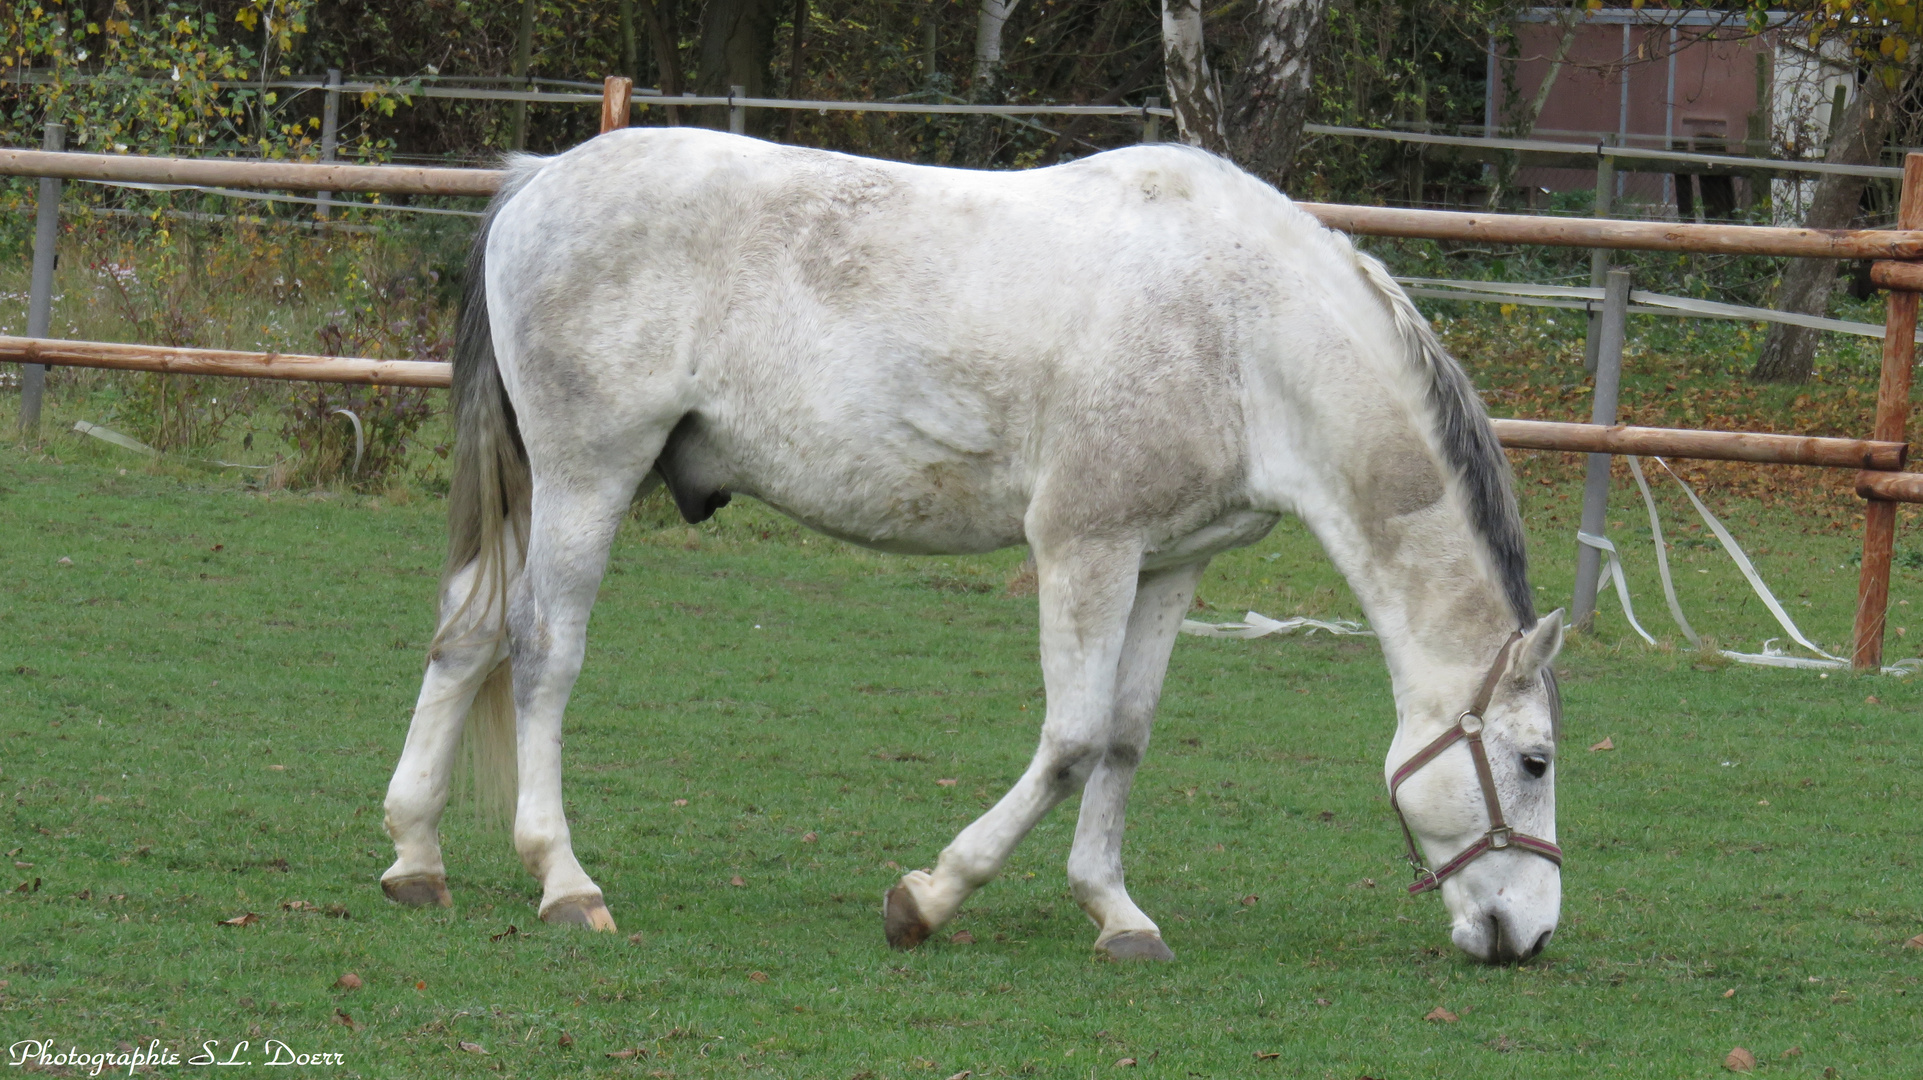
[437, 154, 547, 821]
[1348, 248, 1535, 627]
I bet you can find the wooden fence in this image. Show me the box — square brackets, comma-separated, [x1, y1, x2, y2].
[4, 78, 1921, 669]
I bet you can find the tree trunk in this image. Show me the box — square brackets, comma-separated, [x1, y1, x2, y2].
[510, 0, 537, 150]
[698, 0, 779, 130]
[1487, 1, 1580, 207]
[619, 0, 640, 82]
[1221, 0, 1327, 190]
[644, 0, 683, 124]
[971, 0, 1022, 100]
[1751, 67, 1912, 383]
[1160, 0, 1225, 152]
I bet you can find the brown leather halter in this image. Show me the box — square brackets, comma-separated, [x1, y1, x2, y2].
[1389, 631, 1563, 896]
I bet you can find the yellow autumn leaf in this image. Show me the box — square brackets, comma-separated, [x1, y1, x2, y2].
[235, 8, 258, 31]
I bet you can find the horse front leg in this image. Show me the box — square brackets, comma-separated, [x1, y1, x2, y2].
[381, 554, 513, 909]
[884, 534, 1142, 948]
[1068, 560, 1206, 961]
[507, 473, 645, 931]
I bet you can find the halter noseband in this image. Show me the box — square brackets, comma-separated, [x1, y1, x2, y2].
[1389, 631, 1563, 896]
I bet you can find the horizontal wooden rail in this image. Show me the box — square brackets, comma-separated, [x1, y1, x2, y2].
[3, 147, 1923, 260]
[1299, 203, 1923, 259]
[3, 337, 1907, 472]
[1856, 469, 1923, 503]
[0, 148, 502, 197]
[0, 336, 452, 387]
[1871, 260, 1923, 292]
[1491, 418, 1905, 470]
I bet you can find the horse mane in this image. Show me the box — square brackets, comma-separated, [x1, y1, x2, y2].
[1348, 251, 1537, 628]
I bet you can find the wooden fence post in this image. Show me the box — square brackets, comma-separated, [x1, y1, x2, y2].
[601, 76, 633, 134]
[18, 122, 63, 437]
[1854, 151, 1923, 670]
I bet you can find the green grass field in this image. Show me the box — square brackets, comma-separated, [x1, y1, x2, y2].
[2, 422, 1920, 1079]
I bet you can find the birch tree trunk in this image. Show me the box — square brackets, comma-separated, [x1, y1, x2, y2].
[1222, 0, 1327, 189]
[1751, 66, 1913, 383]
[1161, 0, 1226, 152]
[972, 0, 1022, 101]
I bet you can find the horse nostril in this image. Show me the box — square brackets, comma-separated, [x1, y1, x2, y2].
[1527, 929, 1552, 959]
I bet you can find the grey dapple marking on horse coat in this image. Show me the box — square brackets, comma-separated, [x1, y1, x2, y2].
[379, 128, 1565, 962]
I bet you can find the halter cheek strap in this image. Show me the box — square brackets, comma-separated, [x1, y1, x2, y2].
[1389, 631, 1564, 896]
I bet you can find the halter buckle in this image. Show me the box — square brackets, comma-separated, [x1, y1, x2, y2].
[1457, 710, 1484, 735]
[1487, 826, 1513, 849]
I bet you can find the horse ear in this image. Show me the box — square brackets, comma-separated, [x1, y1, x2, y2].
[1517, 609, 1565, 674]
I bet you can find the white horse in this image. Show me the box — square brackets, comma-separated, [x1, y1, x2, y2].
[379, 128, 1567, 963]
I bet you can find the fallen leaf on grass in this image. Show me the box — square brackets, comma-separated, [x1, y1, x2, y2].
[333, 973, 362, 991]
[1724, 1047, 1756, 1072]
[323, 903, 350, 919]
[13, 879, 40, 894]
[282, 900, 316, 911]
[944, 1071, 971, 1080]
[1783, 1047, 1803, 1058]
[1722, 988, 1736, 998]
[458, 1041, 486, 1054]
[730, 875, 747, 887]
[801, 831, 818, 843]
[1254, 1051, 1281, 1060]
[333, 1010, 357, 1031]
[628, 932, 646, 946]
[936, 778, 958, 787]
[672, 799, 688, 807]
[748, 971, 769, 983]
[415, 980, 426, 991]
[1425, 1007, 1458, 1023]
[950, 930, 975, 944]
[1115, 1058, 1138, 1067]
[606, 1047, 646, 1059]
[557, 1032, 574, 1048]
[1241, 895, 1260, 906]
[218, 912, 260, 927]
[1589, 737, 1614, 752]
[1866, 695, 1881, 705]
[490, 925, 518, 942]
[1314, 998, 1331, 1007]
[1904, 933, 1923, 949]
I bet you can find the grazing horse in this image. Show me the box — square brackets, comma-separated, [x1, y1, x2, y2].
[379, 128, 1566, 964]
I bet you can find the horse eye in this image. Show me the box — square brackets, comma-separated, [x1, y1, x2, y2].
[1521, 754, 1549, 779]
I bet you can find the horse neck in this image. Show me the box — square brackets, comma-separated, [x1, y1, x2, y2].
[1291, 443, 1522, 729]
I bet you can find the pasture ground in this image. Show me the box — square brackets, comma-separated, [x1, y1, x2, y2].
[3, 425, 1921, 1079]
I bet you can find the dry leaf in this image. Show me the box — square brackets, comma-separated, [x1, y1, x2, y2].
[748, 971, 769, 983]
[282, 900, 315, 911]
[324, 903, 350, 919]
[801, 831, 818, 843]
[944, 1072, 971, 1080]
[558, 1032, 574, 1048]
[1866, 695, 1881, 705]
[1115, 1058, 1138, 1067]
[1783, 1047, 1803, 1058]
[13, 861, 31, 869]
[1589, 737, 1615, 752]
[1724, 1047, 1756, 1072]
[1756, 800, 1769, 806]
[490, 925, 518, 942]
[334, 973, 362, 991]
[1425, 1007, 1459, 1023]
[1904, 933, 1923, 949]
[266, 764, 286, 771]
[729, 875, 747, 887]
[1241, 894, 1259, 906]
[333, 1010, 357, 1031]
[218, 912, 260, 927]
[605, 1047, 645, 1060]
[1255, 1051, 1281, 1060]
[936, 778, 958, 787]
[458, 1041, 487, 1055]
[672, 798, 688, 807]
[628, 932, 646, 946]
[1314, 998, 1331, 1007]
[950, 930, 975, 944]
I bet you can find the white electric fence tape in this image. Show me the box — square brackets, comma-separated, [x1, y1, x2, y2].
[1179, 612, 1373, 639]
[1584, 455, 1922, 676]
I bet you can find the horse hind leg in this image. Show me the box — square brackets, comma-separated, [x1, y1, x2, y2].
[1070, 560, 1207, 962]
[507, 469, 656, 932]
[885, 534, 1143, 948]
[381, 547, 517, 909]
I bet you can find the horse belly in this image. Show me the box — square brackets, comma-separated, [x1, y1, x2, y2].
[1141, 509, 1280, 571]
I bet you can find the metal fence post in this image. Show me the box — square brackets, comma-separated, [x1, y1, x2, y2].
[18, 122, 64, 437]
[1583, 135, 1616, 373]
[1572, 267, 1632, 630]
[1142, 96, 1160, 144]
[316, 68, 340, 222]
[729, 85, 746, 135]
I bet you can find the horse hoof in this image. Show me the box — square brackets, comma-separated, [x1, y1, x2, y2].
[1097, 930, 1175, 962]
[382, 874, 453, 909]
[541, 898, 618, 932]
[883, 886, 932, 950]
